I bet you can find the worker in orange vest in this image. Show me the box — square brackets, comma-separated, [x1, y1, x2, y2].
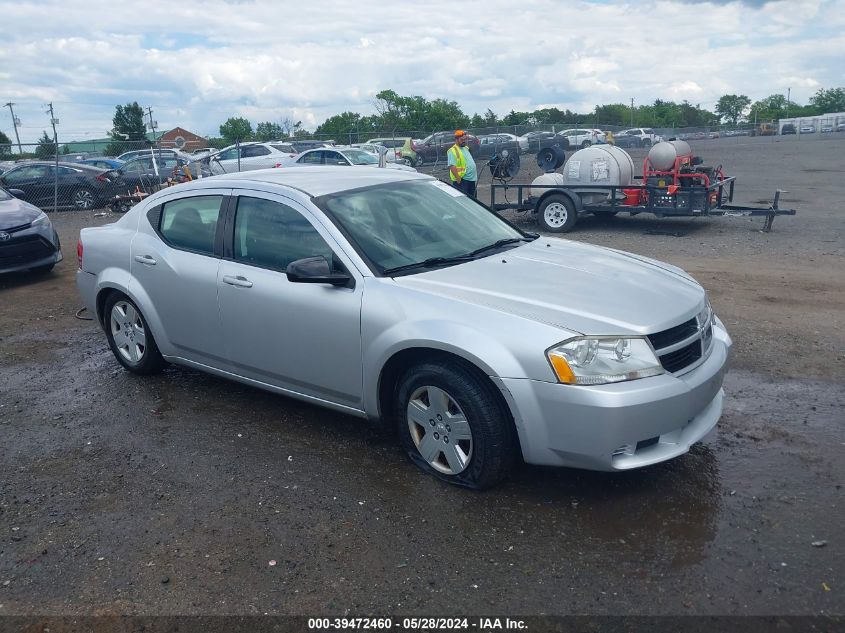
[448, 130, 478, 198]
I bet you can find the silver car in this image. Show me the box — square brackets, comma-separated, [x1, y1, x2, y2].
[76, 167, 731, 489]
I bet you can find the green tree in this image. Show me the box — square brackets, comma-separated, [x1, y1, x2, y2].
[809, 87, 845, 114]
[716, 95, 751, 125]
[594, 103, 631, 126]
[111, 102, 147, 141]
[751, 94, 788, 121]
[35, 131, 55, 159]
[219, 117, 253, 144]
[0, 130, 11, 157]
[254, 121, 283, 141]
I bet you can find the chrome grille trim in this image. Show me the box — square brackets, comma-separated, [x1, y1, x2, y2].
[648, 307, 715, 375]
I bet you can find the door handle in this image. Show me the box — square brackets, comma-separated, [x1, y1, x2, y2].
[222, 275, 253, 288]
[134, 255, 157, 265]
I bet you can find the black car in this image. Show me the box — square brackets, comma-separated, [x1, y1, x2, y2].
[0, 162, 114, 210]
[413, 131, 480, 166]
[0, 186, 63, 274]
[520, 131, 560, 153]
[781, 123, 796, 135]
[109, 156, 209, 196]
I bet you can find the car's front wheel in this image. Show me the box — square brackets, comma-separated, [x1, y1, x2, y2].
[104, 294, 165, 375]
[395, 360, 516, 489]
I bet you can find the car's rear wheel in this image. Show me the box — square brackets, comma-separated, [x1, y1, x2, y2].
[104, 294, 165, 375]
[580, 140, 591, 149]
[395, 360, 515, 489]
[538, 194, 577, 233]
[641, 138, 651, 148]
[72, 187, 96, 210]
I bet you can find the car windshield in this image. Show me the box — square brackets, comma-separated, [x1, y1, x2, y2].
[0, 188, 12, 201]
[318, 180, 529, 275]
[342, 149, 379, 165]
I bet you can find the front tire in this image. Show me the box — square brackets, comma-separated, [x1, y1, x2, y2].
[395, 360, 516, 489]
[537, 193, 577, 233]
[104, 294, 165, 375]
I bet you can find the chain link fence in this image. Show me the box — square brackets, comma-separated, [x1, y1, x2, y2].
[2, 119, 843, 213]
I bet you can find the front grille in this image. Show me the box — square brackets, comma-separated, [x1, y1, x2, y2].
[0, 235, 55, 266]
[647, 318, 697, 349]
[0, 222, 33, 234]
[659, 340, 702, 373]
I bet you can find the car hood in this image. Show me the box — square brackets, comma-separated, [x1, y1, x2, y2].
[0, 196, 45, 229]
[393, 238, 704, 336]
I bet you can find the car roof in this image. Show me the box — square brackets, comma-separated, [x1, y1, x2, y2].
[165, 166, 432, 198]
[9, 161, 103, 171]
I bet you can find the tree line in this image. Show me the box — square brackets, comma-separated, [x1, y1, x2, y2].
[4, 87, 843, 158]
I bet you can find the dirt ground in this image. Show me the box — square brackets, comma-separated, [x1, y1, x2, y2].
[0, 135, 843, 618]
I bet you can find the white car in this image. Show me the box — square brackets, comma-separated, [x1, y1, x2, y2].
[208, 142, 298, 173]
[350, 143, 401, 163]
[555, 128, 606, 149]
[277, 147, 415, 171]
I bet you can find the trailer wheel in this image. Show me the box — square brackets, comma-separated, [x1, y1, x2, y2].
[538, 194, 577, 233]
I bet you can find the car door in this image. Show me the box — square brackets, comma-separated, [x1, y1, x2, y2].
[240, 144, 274, 170]
[128, 190, 229, 366]
[296, 150, 325, 166]
[322, 150, 350, 166]
[217, 192, 363, 408]
[1, 165, 51, 206]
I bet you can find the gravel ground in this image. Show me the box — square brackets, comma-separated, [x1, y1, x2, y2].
[0, 135, 842, 618]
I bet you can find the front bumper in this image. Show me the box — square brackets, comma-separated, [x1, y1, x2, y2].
[0, 225, 62, 274]
[497, 323, 732, 471]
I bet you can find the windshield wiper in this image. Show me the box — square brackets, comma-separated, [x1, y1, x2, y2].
[382, 255, 476, 276]
[467, 237, 532, 258]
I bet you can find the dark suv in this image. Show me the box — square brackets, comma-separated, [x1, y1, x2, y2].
[781, 124, 796, 135]
[413, 132, 480, 166]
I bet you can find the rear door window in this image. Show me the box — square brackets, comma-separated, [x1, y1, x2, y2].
[160, 195, 224, 255]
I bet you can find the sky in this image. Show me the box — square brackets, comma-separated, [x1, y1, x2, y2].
[1, 0, 843, 143]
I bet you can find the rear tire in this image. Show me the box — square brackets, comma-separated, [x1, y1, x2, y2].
[538, 194, 578, 233]
[104, 294, 165, 375]
[580, 140, 591, 149]
[72, 187, 96, 210]
[395, 360, 516, 489]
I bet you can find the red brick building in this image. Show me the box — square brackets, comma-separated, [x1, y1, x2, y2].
[157, 127, 208, 152]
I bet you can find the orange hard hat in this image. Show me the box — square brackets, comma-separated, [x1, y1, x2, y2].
[454, 130, 466, 137]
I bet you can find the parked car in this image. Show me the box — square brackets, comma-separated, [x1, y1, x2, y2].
[820, 124, 833, 133]
[519, 131, 563, 153]
[413, 131, 480, 166]
[277, 147, 415, 172]
[80, 158, 124, 171]
[286, 140, 334, 153]
[350, 143, 401, 162]
[555, 129, 606, 149]
[780, 124, 796, 135]
[77, 166, 732, 489]
[799, 124, 816, 134]
[476, 134, 522, 160]
[207, 142, 298, 173]
[109, 155, 209, 194]
[613, 128, 662, 148]
[837, 122, 845, 132]
[481, 132, 527, 153]
[368, 137, 417, 166]
[0, 161, 114, 210]
[0, 160, 15, 176]
[116, 148, 186, 163]
[0, 186, 63, 274]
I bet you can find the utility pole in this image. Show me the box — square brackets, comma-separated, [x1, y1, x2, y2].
[786, 87, 791, 121]
[145, 106, 159, 176]
[4, 102, 23, 154]
[631, 98, 634, 127]
[47, 103, 59, 212]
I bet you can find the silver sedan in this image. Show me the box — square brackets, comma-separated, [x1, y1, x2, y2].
[76, 167, 731, 489]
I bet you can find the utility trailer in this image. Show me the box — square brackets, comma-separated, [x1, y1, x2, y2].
[490, 142, 795, 233]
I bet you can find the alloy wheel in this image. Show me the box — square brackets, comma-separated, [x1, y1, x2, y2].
[407, 385, 473, 475]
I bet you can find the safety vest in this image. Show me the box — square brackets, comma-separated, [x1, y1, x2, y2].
[448, 144, 466, 182]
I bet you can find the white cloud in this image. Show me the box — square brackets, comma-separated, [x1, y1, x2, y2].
[0, 0, 843, 142]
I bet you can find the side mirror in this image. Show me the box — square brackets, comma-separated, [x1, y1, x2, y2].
[286, 256, 352, 287]
[8, 188, 25, 198]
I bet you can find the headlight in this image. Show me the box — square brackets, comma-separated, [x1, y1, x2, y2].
[31, 211, 50, 226]
[546, 336, 664, 385]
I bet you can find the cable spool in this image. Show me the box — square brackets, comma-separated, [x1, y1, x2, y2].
[536, 145, 566, 172]
[489, 149, 521, 181]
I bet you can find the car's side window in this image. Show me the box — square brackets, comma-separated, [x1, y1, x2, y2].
[233, 197, 335, 272]
[242, 145, 271, 158]
[160, 195, 223, 255]
[298, 151, 323, 165]
[218, 148, 239, 161]
[324, 151, 347, 166]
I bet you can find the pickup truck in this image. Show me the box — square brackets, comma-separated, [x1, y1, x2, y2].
[613, 128, 662, 148]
